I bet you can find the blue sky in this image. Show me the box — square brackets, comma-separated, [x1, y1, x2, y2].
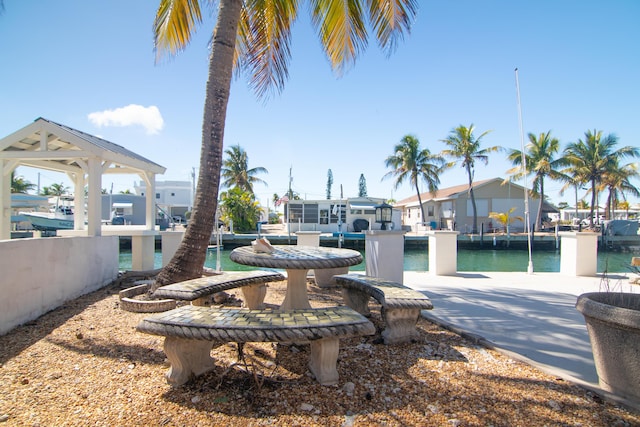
[1, 1, 639, 209]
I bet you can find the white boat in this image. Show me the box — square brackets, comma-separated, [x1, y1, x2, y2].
[21, 206, 74, 231]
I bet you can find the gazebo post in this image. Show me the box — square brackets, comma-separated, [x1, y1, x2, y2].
[0, 162, 11, 240]
[142, 172, 156, 230]
[86, 157, 103, 236]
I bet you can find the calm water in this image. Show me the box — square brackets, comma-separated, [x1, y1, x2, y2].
[119, 247, 634, 273]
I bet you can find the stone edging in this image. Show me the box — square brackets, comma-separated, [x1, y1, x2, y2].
[119, 282, 177, 313]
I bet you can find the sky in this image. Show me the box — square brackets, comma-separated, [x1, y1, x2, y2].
[1, 1, 639, 211]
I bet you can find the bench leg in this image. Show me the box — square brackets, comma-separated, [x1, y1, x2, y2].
[308, 337, 340, 386]
[341, 288, 371, 316]
[163, 337, 215, 386]
[381, 308, 420, 345]
[241, 283, 267, 309]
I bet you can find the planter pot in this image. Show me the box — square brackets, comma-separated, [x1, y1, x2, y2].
[576, 292, 640, 403]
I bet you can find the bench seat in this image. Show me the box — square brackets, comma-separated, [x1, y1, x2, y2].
[334, 274, 433, 345]
[153, 270, 284, 309]
[137, 305, 375, 386]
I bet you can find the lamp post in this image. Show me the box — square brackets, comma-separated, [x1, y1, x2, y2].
[375, 202, 393, 230]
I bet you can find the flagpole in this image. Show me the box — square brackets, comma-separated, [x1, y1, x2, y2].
[515, 68, 534, 274]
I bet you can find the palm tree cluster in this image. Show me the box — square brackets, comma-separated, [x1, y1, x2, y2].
[385, 127, 639, 235]
[507, 129, 639, 230]
[561, 130, 639, 228]
[384, 125, 500, 234]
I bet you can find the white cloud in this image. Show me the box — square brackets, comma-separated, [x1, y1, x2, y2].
[88, 104, 164, 135]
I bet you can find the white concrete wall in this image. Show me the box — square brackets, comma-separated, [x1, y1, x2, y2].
[559, 231, 598, 276]
[427, 231, 460, 276]
[0, 236, 119, 335]
[365, 230, 405, 283]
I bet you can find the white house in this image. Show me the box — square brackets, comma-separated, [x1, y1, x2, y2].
[134, 180, 193, 222]
[283, 197, 401, 233]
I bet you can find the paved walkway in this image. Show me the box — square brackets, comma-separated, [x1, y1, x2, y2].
[403, 270, 639, 390]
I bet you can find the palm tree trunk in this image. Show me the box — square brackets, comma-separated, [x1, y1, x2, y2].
[413, 177, 427, 228]
[589, 178, 597, 228]
[467, 166, 477, 234]
[154, 0, 242, 289]
[535, 179, 544, 232]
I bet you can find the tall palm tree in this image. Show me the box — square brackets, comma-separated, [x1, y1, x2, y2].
[440, 124, 499, 234]
[154, 0, 419, 286]
[600, 159, 639, 220]
[221, 144, 268, 195]
[506, 131, 564, 231]
[383, 134, 447, 222]
[562, 129, 639, 228]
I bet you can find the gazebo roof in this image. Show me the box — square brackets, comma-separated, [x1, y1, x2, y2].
[0, 117, 165, 176]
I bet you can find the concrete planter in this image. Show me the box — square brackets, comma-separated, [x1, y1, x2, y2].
[576, 292, 640, 403]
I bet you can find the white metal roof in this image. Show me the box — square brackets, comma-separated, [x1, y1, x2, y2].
[0, 117, 166, 176]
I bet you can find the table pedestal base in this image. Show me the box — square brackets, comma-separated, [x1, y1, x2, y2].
[281, 269, 312, 310]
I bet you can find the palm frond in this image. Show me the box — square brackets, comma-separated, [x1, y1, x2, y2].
[154, 0, 203, 63]
[239, 0, 298, 98]
[367, 0, 417, 55]
[310, 0, 369, 76]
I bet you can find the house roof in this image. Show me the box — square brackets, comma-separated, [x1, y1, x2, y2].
[394, 177, 558, 213]
[0, 117, 166, 176]
[395, 178, 497, 207]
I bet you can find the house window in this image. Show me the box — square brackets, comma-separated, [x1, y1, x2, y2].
[303, 204, 318, 223]
[428, 206, 434, 216]
[286, 203, 319, 223]
[320, 209, 329, 224]
[288, 203, 303, 223]
[156, 193, 160, 199]
[330, 204, 346, 223]
[171, 192, 175, 196]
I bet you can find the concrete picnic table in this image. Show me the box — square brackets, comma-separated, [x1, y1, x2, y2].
[229, 245, 363, 310]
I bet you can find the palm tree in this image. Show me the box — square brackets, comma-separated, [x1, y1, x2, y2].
[41, 182, 70, 212]
[600, 159, 639, 220]
[10, 171, 36, 194]
[153, 0, 419, 286]
[562, 129, 639, 228]
[383, 134, 447, 222]
[506, 131, 564, 232]
[441, 124, 499, 234]
[41, 182, 69, 198]
[221, 145, 268, 195]
[488, 207, 524, 235]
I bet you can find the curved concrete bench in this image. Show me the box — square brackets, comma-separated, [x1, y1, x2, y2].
[137, 305, 375, 386]
[334, 274, 433, 345]
[153, 270, 284, 309]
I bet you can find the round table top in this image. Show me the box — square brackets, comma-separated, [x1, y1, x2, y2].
[230, 245, 363, 270]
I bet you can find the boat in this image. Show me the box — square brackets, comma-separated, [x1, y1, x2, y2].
[21, 206, 74, 231]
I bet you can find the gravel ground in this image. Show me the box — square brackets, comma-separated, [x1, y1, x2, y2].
[1, 275, 639, 427]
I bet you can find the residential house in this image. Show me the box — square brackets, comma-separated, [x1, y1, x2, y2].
[394, 177, 556, 233]
[284, 197, 401, 233]
[134, 180, 193, 222]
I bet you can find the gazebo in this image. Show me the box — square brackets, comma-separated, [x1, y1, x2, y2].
[0, 117, 166, 240]
[0, 117, 166, 335]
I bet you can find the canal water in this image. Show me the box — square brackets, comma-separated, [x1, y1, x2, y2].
[119, 248, 634, 273]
